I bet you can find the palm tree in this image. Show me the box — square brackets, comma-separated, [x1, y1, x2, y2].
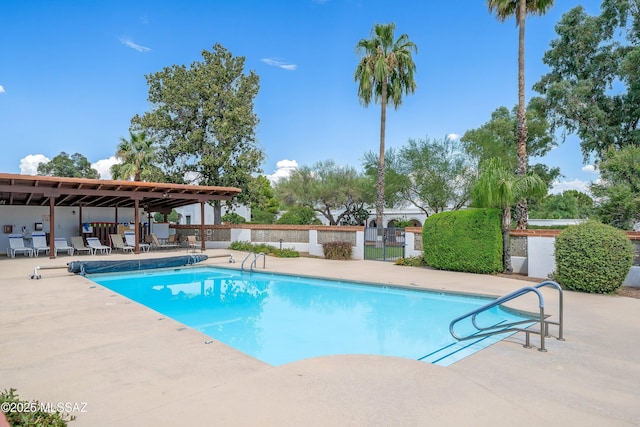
[487, 0, 554, 230]
[111, 131, 160, 181]
[354, 23, 417, 231]
[472, 158, 547, 273]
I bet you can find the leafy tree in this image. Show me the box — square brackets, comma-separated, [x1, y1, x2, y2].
[355, 22, 417, 231]
[248, 175, 279, 224]
[534, 1, 640, 162]
[154, 209, 179, 223]
[37, 152, 100, 179]
[275, 160, 366, 225]
[529, 190, 594, 219]
[364, 136, 475, 217]
[471, 158, 547, 273]
[591, 145, 640, 229]
[487, 0, 555, 230]
[361, 147, 410, 210]
[131, 43, 263, 224]
[276, 205, 321, 225]
[221, 212, 247, 224]
[460, 99, 557, 171]
[111, 131, 163, 181]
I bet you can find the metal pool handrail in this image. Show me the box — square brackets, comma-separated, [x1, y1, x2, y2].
[449, 280, 564, 352]
[241, 251, 266, 272]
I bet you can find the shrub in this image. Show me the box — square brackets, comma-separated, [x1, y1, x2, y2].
[394, 256, 427, 267]
[229, 240, 254, 251]
[0, 388, 75, 426]
[554, 220, 634, 293]
[423, 208, 503, 274]
[322, 241, 352, 260]
[229, 240, 299, 258]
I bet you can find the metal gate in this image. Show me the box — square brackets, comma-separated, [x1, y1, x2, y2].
[364, 227, 406, 261]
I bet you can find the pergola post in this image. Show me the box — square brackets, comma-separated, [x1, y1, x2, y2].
[134, 199, 140, 254]
[200, 202, 206, 252]
[48, 197, 56, 259]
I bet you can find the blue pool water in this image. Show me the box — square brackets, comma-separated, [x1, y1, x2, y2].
[89, 267, 531, 366]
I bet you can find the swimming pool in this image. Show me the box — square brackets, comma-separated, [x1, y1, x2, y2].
[89, 267, 532, 366]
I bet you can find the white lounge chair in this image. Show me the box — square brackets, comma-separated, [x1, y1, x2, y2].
[124, 231, 150, 252]
[54, 238, 74, 256]
[86, 237, 112, 255]
[110, 234, 134, 254]
[31, 231, 50, 257]
[7, 234, 34, 258]
[70, 236, 93, 255]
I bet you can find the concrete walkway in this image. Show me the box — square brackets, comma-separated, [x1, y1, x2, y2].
[1, 250, 638, 426]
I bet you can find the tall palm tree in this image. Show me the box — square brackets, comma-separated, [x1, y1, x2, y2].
[111, 131, 160, 181]
[472, 158, 547, 273]
[487, 0, 554, 230]
[355, 23, 417, 231]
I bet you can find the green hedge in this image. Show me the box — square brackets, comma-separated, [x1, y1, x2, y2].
[554, 221, 633, 293]
[423, 208, 503, 274]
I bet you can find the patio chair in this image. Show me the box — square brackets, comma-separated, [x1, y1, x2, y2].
[7, 234, 34, 258]
[70, 236, 93, 255]
[31, 231, 50, 257]
[150, 233, 179, 250]
[86, 237, 112, 255]
[187, 235, 199, 253]
[124, 231, 150, 252]
[54, 238, 74, 256]
[110, 234, 134, 254]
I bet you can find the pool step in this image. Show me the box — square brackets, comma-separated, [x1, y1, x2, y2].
[419, 331, 516, 366]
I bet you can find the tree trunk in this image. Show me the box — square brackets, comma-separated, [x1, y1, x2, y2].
[515, 0, 529, 230]
[376, 80, 387, 233]
[502, 207, 513, 274]
[213, 201, 222, 225]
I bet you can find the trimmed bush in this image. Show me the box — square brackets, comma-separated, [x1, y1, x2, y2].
[394, 256, 427, 267]
[228, 240, 299, 258]
[423, 208, 503, 274]
[554, 221, 633, 293]
[322, 241, 352, 260]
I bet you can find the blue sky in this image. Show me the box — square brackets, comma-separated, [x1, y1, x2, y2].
[0, 0, 604, 192]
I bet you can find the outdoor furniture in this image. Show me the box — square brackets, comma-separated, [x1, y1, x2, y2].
[7, 234, 34, 258]
[187, 235, 199, 253]
[54, 238, 74, 256]
[70, 236, 93, 255]
[124, 231, 150, 252]
[86, 237, 112, 255]
[150, 233, 179, 250]
[110, 234, 134, 254]
[31, 231, 50, 257]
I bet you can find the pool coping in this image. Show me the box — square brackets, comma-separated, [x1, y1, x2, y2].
[1, 250, 639, 426]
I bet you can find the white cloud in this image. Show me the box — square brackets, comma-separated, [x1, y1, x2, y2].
[261, 58, 297, 71]
[119, 37, 151, 52]
[267, 159, 298, 183]
[19, 154, 50, 175]
[92, 156, 119, 180]
[550, 179, 592, 195]
[0, 85, 5, 94]
[582, 164, 597, 173]
[446, 133, 460, 140]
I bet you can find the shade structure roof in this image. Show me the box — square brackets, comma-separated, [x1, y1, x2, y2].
[0, 173, 241, 211]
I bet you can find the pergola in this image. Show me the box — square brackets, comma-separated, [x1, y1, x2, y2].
[0, 173, 241, 257]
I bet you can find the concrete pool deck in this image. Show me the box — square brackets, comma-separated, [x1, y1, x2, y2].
[1, 250, 638, 426]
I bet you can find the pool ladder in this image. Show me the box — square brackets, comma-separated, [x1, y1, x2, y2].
[241, 251, 266, 272]
[449, 280, 564, 352]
